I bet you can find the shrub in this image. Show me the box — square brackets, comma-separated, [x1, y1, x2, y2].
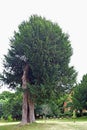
[7, 115, 13, 122]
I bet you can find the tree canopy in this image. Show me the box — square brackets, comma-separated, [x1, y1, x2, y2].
[1, 15, 76, 97]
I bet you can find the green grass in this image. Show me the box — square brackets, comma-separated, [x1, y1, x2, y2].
[0, 119, 87, 130]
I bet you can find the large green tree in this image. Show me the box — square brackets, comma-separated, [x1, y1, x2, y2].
[1, 15, 76, 123]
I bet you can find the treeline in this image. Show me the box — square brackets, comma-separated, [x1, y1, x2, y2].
[0, 90, 68, 121]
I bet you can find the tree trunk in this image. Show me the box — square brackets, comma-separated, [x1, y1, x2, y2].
[22, 91, 28, 124]
[79, 109, 83, 116]
[28, 96, 35, 123]
[21, 63, 35, 124]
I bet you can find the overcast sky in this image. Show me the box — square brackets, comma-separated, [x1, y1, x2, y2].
[0, 0, 87, 88]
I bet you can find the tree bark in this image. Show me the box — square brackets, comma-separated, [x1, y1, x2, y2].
[28, 96, 35, 123]
[22, 91, 28, 124]
[21, 63, 35, 124]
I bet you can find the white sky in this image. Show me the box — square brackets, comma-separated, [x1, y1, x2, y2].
[0, 0, 87, 90]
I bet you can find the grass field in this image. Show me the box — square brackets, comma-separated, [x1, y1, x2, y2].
[0, 119, 87, 130]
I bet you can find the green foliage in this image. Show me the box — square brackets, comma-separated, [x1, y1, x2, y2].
[0, 102, 3, 118]
[72, 74, 87, 112]
[0, 91, 22, 120]
[1, 15, 77, 102]
[0, 91, 13, 118]
[0, 91, 12, 101]
[63, 111, 73, 117]
[35, 94, 68, 118]
[7, 115, 13, 122]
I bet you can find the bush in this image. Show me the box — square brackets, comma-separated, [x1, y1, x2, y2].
[0, 91, 22, 121]
[7, 115, 13, 122]
[64, 111, 73, 118]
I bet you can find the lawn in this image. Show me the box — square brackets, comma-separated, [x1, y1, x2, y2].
[0, 119, 87, 130]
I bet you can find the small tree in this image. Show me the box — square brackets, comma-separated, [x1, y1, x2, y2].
[72, 74, 87, 116]
[1, 15, 77, 123]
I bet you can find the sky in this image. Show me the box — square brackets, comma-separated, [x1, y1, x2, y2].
[0, 0, 87, 91]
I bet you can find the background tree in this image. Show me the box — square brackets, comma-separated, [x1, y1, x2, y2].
[0, 91, 22, 120]
[72, 74, 87, 116]
[0, 15, 77, 123]
[0, 91, 12, 118]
